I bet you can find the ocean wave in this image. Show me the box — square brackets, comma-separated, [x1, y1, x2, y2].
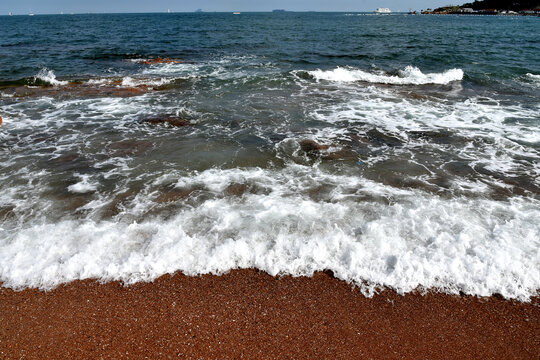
[525, 73, 540, 86]
[307, 66, 464, 85]
[34, 68, 68, 86]
[0, 165, 538, 301]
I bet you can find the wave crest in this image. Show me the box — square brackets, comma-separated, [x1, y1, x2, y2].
[308, 66, 464, 85]
[34, 68, 68, 86]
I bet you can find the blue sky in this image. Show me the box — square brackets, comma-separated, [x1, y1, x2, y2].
[2, 1, 457, 14]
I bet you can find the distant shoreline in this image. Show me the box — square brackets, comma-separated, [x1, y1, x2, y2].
[2, 11, 539, 16]
[422, 12, 539, 16]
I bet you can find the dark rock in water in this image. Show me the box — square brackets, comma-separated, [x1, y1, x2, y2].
[407, 130, 464, 145]
[323, 148, 356, 161]
[48, 153, 93, 172]
[156, 188, 194, 203]
[108, 140, 153, 157]
[0, 204, 15, 221]
[299, 139, 330, 154]
[366, 129, 403, 147]
[111, 86, 147, 97]
[102, 190, 137, 218]
[225, 183, 248, 196]
[299, 139, 356, 161]
[143, 116, 192, 127]
[383, 176, 436, 191]
[443, 161, 475, 177]
[140, 58, 180, 65]
[429, 176, 453, 189]
[55, 193, 93, 214]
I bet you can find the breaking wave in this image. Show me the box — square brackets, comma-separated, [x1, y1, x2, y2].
[307, 66, 464, 85]
[0, 165, 539, 301]
[34, 68, 68, 86]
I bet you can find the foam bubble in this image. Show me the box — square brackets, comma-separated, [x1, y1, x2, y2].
[308, 66, 464, 85]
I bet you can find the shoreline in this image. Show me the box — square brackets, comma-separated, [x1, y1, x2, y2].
[1, 269, 538, 359]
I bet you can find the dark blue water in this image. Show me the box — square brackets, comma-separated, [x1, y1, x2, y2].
[0, 13, 538, 300]
[1, 13, 539, 90]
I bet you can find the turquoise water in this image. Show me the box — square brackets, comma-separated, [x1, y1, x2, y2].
[0, 13, 539, 300]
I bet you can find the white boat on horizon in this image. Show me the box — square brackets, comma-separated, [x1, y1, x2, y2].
[375, 8, 391, 14]
[233, 12, 241, 15]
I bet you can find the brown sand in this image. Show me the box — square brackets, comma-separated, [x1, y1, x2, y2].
[0, 269, 538, 359]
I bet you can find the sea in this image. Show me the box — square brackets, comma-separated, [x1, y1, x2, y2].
[0, 12, 538, 300]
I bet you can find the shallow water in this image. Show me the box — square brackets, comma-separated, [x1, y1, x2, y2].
[0, 13, 539, 300]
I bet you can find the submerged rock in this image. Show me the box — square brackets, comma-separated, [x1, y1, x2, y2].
[299, 139, 355, 161]
[156, 188, 195, 203]
[48, 153, 93, 172]
[140, 58, 180, 65]
[299, 139, 330, 153]
[225, 183, 248, 196]
[366, 129, 403, 147]
[108, 140, 153, 157]
[322, 148, 356, 161]
[142, 116, 192, 127]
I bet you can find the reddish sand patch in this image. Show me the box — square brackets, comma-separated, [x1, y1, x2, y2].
[0, 270, 538, 359]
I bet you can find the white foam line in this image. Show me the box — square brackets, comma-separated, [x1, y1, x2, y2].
[308, 66, 464, 85]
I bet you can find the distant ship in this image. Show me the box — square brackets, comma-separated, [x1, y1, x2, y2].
[9, 12, 13, 16]
[29, 13, 34, 16]
[375, 8, 391, 14]
[167, 9, 171, 13]
[233, 12, 241, 15]
[195, 9, 203, 13]
[272, 9, 286, 13]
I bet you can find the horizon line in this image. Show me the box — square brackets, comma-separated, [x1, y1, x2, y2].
[2, 10, 414, 16]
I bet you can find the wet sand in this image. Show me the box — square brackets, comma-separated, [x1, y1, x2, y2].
[0, 269, 538, 359]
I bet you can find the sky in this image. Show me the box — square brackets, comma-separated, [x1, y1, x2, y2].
[1, 1, 458, 15]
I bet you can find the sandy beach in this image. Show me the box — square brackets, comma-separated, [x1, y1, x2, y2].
[1, 269, 538, 359]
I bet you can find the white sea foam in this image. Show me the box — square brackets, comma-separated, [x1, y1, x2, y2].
[34, 68, 68, 86]
[67, 174, 98, 194]
[0, 165, 538, 300]
[308, 66, 464, 85]
[120, 77, 172, 87]
[308, 87, 540, 178]
[141, 62, 201, 76]
[84, 77, 172, 87]
[525, 73, 540, 86]
[86, 78, 111, 85]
